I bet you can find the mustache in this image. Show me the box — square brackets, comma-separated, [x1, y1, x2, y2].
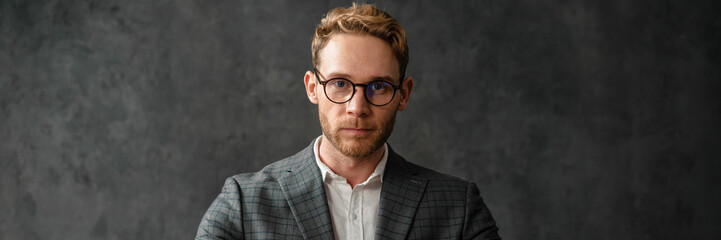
[334, 119, 377, 129]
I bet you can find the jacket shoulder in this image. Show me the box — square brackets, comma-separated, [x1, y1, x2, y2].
[389, 152, 474, 190]
[227, 149, 309, 186]
[387, 152, 501, 239]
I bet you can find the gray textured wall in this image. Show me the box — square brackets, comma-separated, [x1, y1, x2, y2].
[2, 0, 719, 239]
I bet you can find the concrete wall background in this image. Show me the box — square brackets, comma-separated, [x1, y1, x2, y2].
[1, 0, 719, 239]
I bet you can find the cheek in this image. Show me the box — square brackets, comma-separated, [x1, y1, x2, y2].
[318, 99, 344, 113]
[380, 110, 397, 121]
[317, 102, 343, 124]
[317, 101, 333, 114]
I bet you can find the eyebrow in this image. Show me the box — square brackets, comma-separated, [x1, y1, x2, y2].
[326, 72, 397, 83]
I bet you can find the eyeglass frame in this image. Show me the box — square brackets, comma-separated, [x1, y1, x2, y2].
[313, 68, 404, 106]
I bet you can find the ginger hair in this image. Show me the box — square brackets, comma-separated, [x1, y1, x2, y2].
[311, 3, 409, 79]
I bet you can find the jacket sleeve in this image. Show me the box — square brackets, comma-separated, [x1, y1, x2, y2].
[196, 177, 245, 240]
[463, 182, 501, 240]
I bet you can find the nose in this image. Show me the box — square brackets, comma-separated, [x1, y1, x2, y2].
[345, 86, 370, 117]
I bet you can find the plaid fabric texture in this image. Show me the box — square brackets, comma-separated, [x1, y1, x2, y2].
[196, 141, 501, 239]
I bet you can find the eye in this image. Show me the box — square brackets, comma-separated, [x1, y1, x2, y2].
[371, 82, 384, 90]
[334, 81, 347, 88]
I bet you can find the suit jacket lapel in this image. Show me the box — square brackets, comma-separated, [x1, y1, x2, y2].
[278, 143, 335, 240]
[375, 146, 428, 239]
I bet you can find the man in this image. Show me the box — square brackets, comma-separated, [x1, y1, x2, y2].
[196, 3, 500, 239]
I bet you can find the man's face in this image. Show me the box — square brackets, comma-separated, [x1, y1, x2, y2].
[304, 33, 413, 158]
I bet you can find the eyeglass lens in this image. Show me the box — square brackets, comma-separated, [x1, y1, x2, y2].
[325, 79, 395, 106]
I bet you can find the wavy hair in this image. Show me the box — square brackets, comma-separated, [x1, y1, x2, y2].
[311, 3, 409, 79]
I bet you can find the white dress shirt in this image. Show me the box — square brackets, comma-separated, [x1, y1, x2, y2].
[313, 136, 388, 240]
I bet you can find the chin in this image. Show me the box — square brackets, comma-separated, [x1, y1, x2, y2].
[336, 135, 382, 158]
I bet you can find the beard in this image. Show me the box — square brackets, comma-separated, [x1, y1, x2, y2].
[319, 111, 396, 158]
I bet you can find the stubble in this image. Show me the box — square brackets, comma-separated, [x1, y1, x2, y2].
[319, 111, 396, 158]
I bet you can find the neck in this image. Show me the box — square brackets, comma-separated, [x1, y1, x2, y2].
[318, 136, 385, 188]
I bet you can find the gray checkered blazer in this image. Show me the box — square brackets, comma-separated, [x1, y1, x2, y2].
[196, 141, 501, 239]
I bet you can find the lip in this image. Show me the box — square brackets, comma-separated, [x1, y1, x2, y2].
[340, 128, 374, 136]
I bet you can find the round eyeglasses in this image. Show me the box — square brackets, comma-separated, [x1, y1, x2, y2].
[313, 68, 402, 106]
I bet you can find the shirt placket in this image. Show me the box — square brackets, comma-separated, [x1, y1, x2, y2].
[348, 184, 364, 240]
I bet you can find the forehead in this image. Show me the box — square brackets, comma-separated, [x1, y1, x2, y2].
[317, 33, 400, 80]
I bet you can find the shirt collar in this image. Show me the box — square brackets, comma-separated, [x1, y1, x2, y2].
[313, 135, 388, 183]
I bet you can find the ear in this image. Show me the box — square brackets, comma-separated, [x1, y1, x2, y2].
[397, 76, 414, 111]
[304, 71, 319, 104]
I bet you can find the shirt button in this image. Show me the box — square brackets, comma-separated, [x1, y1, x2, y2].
[352, 213, 357, 220]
